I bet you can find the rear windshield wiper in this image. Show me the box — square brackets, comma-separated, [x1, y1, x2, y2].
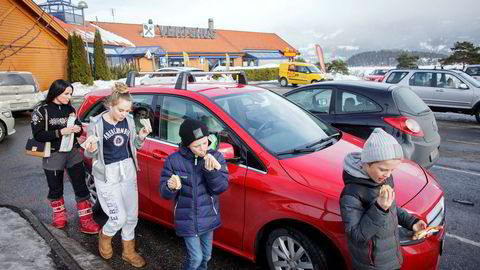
[305, 132, 341, 149]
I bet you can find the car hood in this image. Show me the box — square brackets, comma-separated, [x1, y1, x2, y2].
[278, 133, 428, 207]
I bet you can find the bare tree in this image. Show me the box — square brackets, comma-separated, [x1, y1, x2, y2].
[0, 9, 54, 66]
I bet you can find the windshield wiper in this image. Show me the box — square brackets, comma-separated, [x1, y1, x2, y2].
[276, 147, 316, 156]
[305, 132, 341, 149]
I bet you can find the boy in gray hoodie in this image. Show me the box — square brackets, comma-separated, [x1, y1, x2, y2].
[340, 128, 427, 270]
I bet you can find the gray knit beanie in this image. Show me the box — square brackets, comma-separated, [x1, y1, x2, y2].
[361, 128, 403, 163]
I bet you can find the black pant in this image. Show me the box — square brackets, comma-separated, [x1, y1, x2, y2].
[44, 161, 90, 202]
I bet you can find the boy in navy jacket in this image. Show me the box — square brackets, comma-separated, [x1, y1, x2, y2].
[160, 119, 228, 270]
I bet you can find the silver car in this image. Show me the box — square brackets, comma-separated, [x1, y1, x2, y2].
[0, 105, 15, 143]
[383, 69, 480, 123]
[465, 65, 480, 81]
[0, 71, 45, 112]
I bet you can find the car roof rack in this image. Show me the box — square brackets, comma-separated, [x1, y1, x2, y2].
[126, 70, 248, 90]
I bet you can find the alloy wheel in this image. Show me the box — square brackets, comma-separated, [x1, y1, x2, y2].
[270, 235, 313, 270]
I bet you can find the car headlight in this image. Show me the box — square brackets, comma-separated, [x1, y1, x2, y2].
[1, 110, 12, 118]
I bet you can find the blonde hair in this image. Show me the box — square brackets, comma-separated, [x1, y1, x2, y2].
[104, 82, 132, 107]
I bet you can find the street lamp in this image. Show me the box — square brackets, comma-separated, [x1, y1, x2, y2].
[78, 1, 89, 63]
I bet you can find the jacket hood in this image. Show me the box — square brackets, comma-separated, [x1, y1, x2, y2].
[343, 152, 379, 187]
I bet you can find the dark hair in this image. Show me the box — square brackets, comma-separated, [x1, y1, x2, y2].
[42, 79, 73, 105]
[104, 82, 132, 107]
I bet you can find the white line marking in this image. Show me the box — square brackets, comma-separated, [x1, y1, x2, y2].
[432, 165, 480, 177]
[446, 233, 480, 248]
[446, 139, 480, 145]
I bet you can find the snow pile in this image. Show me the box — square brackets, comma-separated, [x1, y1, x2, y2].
[333, 73, 361, 80]
[0, 208, 54, 270]
[72, 80, 121, 97]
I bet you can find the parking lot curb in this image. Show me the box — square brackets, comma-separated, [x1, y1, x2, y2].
[0, 205, 111, 270]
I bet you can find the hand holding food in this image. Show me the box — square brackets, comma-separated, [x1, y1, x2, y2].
[377, 184, 395, 211]
[167, 174, 182, 190]
[81, 135, 98, 152]
[140, 118, 152, 133]
[412, 225, 443, 240]
[204, 153, 221, 171]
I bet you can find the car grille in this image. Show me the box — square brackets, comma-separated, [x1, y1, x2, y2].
[427, 196, 444, 226]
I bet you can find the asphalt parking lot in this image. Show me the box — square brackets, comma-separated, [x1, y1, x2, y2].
[0, 84, 479, 269]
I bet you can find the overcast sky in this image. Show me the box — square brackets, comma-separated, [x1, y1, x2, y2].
[37, 0, 480, 60]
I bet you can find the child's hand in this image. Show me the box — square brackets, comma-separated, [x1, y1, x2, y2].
[377, 185, 395, 211]
[168, 175, 181, 190]
[86, 141, 97, 153]
[412, 220, 427, 232]
[138, 127, 150, 140]
[204, 153, 221, 171]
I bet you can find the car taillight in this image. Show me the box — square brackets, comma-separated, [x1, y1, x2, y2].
[383, 116, 424, 137]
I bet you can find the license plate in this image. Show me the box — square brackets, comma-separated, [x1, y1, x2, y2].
[430, 149, 439, 161]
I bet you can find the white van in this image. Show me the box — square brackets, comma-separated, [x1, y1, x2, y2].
[0, 71, 44, 112]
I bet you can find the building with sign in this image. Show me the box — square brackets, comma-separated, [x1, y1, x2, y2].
[55, 13, 299, 71]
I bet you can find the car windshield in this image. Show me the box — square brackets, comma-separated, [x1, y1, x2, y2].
[457, 72, 480, 88]
[307, 65, 322, 73]
[212, 90, 338, 155]
[372, 69, 387, 75]
[0, 73, 35, 86]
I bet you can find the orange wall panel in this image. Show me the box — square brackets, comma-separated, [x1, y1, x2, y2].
[0, 0, 67, 90]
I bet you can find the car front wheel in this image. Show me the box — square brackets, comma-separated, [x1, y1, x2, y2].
[85, 170, 102, 213]
[0, 122, 6, 143]
[280, 78, 288, 87]
[266, 227, 328, 270]
[475, 107, 480, 123]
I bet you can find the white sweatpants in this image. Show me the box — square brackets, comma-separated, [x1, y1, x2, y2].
[95, 158, 138, 240]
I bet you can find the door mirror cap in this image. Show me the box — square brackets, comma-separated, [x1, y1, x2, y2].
[219, 142, 235, 160]
[459, 83, 469, 89]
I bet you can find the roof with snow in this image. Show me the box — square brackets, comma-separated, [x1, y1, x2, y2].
[86, 21, 297, 54]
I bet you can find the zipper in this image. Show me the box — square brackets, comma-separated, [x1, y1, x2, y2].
[390, 209, 401, 265]
[174, 201, 178, 219]
[368, 239, 375, 266]
[193, 156, 198, 234]
[211, 196, 218, 215]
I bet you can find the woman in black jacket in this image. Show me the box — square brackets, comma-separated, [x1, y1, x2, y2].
[31, 79, 100, 234]
[340, 128, 427, 270]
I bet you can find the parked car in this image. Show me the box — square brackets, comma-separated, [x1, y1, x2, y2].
[383, 69, 480, 123]
[0, 105, 15, 143]
[284, 81, 440, 168]
[465, 64, 480, 81]
[364, 69, 389, 82]
[278, 61, 330, 87]
[78, 71, 445, 270]
[0, 71, 44, 112]
[140, 67, 209, 85]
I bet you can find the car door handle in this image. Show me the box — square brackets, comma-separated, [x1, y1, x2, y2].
[436, 89, 444, 92]
[152, 151, 168, 159]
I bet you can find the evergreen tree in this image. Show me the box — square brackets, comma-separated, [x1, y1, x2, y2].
[68, 33, 93, 85]
[326, 60, 349, 75]
[440, 41, 480, 68]
[93, 30, 111, 80]
[396, 53, 419, 69]
[67, 34, 73, 82]
[294, 57, 307, 63]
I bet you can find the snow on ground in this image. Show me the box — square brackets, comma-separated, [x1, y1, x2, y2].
[0, 208, 54, 270]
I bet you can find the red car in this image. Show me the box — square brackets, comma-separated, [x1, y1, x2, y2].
[77, 72, 445, 270]
[364, 69, 390, 82]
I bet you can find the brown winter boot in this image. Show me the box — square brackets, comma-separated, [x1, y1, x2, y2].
[98, 229, 113, 259]
[122, 239, 146, 268]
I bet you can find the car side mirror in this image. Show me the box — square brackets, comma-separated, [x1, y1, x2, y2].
[218, 142, 235, 160]
[459, 83, 469, 89]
